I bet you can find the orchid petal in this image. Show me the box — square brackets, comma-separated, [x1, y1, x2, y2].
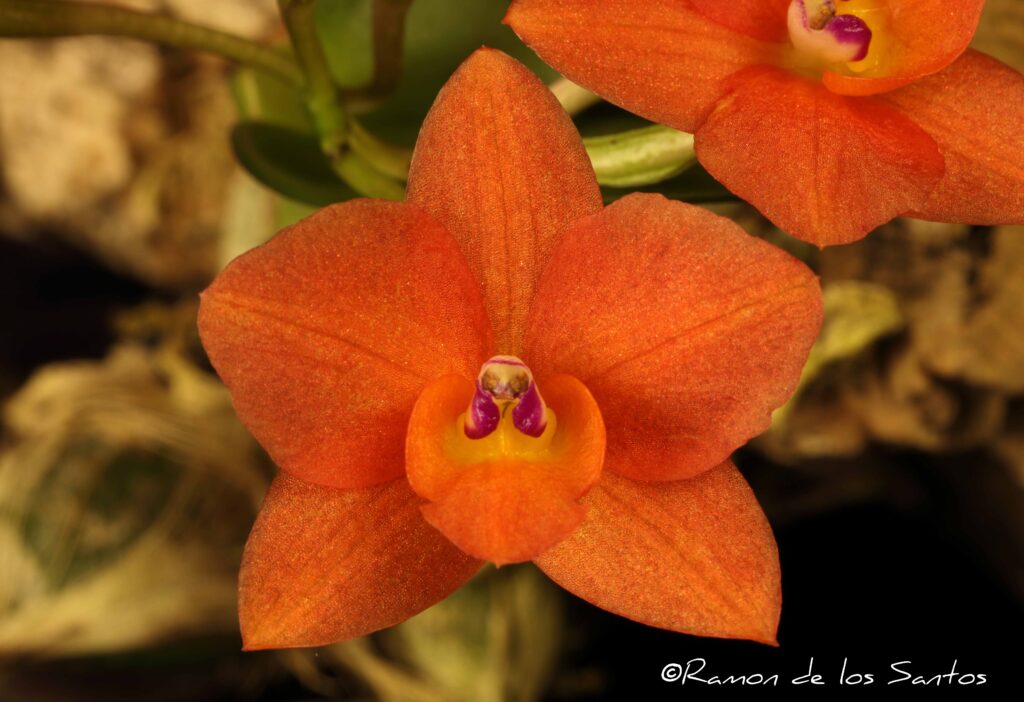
[524, 194, 821, 482]
[505, 0, 778, 134]
[690, 0, 793, 42]
[695, 68, 944, 246]
[406, 48, 602, 354]
[884, 50, 1024, 224]
[823, 0, 986, 96]
[239, 474, 482, 650]
[199, 200, 491, 489]
[535, 463, 781, 645]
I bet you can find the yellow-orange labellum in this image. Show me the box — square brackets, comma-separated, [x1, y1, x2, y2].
[406, 372, 605, 566]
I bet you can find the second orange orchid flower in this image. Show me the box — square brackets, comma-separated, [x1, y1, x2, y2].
[507, 0, 1024, 247]
[198, 49, 823, 649]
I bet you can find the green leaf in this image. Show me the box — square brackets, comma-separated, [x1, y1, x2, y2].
[575, 104, 733, 200]
[230, 122, 357, 206]
[804, 282, 905, 384]
[585, 125, 696, 188]
[316, 0, 558, 146]
[232, 67, 315, 133]
[230, 1, 554, 202]
[602, 164, 738, 205]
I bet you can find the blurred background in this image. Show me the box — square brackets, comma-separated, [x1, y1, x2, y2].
[1, 1, 1022, 699]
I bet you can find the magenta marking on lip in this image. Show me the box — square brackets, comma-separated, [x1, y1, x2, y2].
[465, 381, 501, 439]
[826, 14, 872, 61]
[789, 0, 872, 63]
[511, 381, 547, 437]
[465, 355, 548, 440]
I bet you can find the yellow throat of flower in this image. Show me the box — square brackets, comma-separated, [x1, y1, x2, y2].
[786, 0, 890, 78]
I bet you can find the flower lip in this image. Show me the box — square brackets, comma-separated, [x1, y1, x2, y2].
[406, 372, 605, 566]
[465, 355, 548, 439]
[788, 0, 872, 64]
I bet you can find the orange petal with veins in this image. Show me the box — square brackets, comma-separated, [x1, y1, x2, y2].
[824, 0, 985, 96]
[239, 474, 482, 650]
[505, 0, 779, 134]
[524, 193, 821, 482]
[406, 48, 602, 354]
[535, 464, 781, 645]
[406, 374, 605, 566]
[690, 0, 792, 42]
[199, 200, 492, 489]
[696, 68, 944, 246]
[884, 50, 1024, 224]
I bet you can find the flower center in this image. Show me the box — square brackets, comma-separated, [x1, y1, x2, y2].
[405, 369, 603, 565]
[787, 0, 873, 66]
[464, 355, 549, 439]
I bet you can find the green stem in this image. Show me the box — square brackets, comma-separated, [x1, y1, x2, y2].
[302, 124, 699, 190]
[0, 0, 302, 85]
[338, 0, 413, 110]
[349, 122, 412, 181]
[278, 0, 349, 155]
[278, 0, 405, 197]
[584, 125, 697, 187]
[367, 0, 412, 96]
[335, 152, 406, 200]
[549, 77, 601, 116]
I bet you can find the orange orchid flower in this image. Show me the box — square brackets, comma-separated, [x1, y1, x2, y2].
[506, 0, 1024, 247]
[198, 49, 823, 650]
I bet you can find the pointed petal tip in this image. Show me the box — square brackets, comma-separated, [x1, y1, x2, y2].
[239, 638, 273, 653]
[502, 0, 523, 29]
[534, 465, 782, 644]
[407, 43, 601, 353]
[238, 474, 481, 650]
[460, 45, 522, 74]
[239, 623, 350, 652]
[586, 596, 781, 646]
[238, 629, 333, 652]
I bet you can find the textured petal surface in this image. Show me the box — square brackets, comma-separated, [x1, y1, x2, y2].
[524, 194, 821, 482]
[406, 374, 605, 565]
[239, 474, 482, 650]
[696, 68, 944, 246]
[823, 0, 986, 96]
[884, 50, 1024, 224]
[198, 200, 491, 489]
[505, 0, 780, 133]
[690, 0, 791, 42]
[535, 464, 781, 645]
[406, 48, 601, 354]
